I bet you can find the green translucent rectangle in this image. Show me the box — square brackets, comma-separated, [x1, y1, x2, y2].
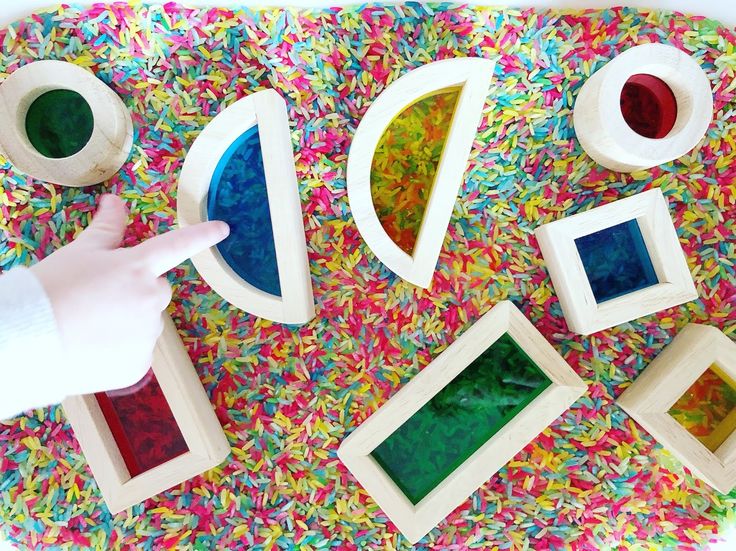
[370, 333, 552, 505]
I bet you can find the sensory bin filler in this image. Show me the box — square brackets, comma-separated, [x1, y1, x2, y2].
[0, 2, 734, 550]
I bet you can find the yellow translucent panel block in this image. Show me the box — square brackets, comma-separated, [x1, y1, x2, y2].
[370, 88, 460, 255]
[669, 364, 736, 452]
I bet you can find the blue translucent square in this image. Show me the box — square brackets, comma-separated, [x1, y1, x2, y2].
[574, 219, 658, 303]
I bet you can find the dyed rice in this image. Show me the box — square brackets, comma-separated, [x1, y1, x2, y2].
[0, 3, 734, 549]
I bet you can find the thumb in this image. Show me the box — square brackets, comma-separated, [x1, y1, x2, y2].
[78, 194, 129, 249]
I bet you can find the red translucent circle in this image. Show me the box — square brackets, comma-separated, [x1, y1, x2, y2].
[620, 74, 677, 139]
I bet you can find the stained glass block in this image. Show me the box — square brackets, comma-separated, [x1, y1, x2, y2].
[370, 88, 460, 255]
[25, 89, 94, 158]
[669, 365, 736, 452]
[207, 126, 281, 296]
[620, 74, 677, 139]
[575, 219, 658, 304]
[95, 369, 189, 477]
[370, 333, 552, 504]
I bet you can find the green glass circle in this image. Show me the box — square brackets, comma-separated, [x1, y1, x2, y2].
[24, 89, 94, 159]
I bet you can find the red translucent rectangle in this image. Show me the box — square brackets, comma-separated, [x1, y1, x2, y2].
[94, 369, 188, 477]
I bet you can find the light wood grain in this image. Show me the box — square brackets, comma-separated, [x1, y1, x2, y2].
[347, 57, 495, 288]
[338, 301, 586, 543]
[573, 43, 713, 172]
[535, 188, 697, 335]
[62, 314, 230, 514]
[0, 60, 133, 187]
[617, 323, 736, 493]
[177, 89, 315, 324]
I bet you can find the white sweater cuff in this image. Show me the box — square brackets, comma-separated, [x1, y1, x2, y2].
[0, 266, 66, 420]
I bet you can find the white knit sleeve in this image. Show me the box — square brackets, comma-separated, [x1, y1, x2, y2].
[0, 266, 67, 420]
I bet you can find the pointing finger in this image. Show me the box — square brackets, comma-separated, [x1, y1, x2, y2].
[132, 221, 229, 276]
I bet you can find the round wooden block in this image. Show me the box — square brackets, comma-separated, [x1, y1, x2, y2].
[573, 43, 713, 173]
[0, 60, 133, 187]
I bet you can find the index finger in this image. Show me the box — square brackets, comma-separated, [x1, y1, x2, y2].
[133, 221, 230, 276]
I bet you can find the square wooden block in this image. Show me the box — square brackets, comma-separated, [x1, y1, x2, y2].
[534, 188, 697, 335]
[62, 315, 230, 513]
[338, 301, 586, 543]
[617, 324, 736, 493]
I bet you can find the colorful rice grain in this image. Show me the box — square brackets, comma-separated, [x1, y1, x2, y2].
[0, 3, 734, 550]
[669, 366, 736, 452]
[371, 89, 460, 254]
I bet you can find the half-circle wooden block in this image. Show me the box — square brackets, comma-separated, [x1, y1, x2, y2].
[347, 57, 496, 288]
[177, 89, 315, 325]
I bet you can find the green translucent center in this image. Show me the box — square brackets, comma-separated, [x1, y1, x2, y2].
[25, 89, 94, 158]
[370, 333, 552, 504]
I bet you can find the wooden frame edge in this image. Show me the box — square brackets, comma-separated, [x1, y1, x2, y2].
[62, 314, 230, 514]
[0, 59, 133, 187]
[535, 188, 697, 335]
[572, 43, 713, 172]
[617, 323, 736, 493]
[346, 57, 495, 288]
[177, 89, 315, 324]
[338, 300, 586, 543]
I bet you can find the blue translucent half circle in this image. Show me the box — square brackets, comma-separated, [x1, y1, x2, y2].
[207, 126, 282, 297]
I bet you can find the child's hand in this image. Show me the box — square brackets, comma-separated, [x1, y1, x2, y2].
[30, 194, 229, 396]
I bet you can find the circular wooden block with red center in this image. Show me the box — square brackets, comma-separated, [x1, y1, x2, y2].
[573, 43, 712, 172]
[620, 74, 678, 139]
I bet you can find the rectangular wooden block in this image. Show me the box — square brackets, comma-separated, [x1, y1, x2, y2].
[62, 314, 230, 513]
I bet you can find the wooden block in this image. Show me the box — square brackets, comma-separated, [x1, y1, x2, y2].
[177, 89, 315, 325]
[534, 188, 697, 335]
[0, 60, 133, 187]
[617, 324, 736, 493]
[62, 314, 230, 514]
[338, 301, 586, 543]
[347, 57, 495, 288]
[573, 43, 712, 172]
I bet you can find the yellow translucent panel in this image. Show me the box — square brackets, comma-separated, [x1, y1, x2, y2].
[668, 364, 736, 452]
[370, 88, 460, 255]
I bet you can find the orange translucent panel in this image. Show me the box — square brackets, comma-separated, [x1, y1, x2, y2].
[370, 88, 460, 255]
[668, 365, 736, 452]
